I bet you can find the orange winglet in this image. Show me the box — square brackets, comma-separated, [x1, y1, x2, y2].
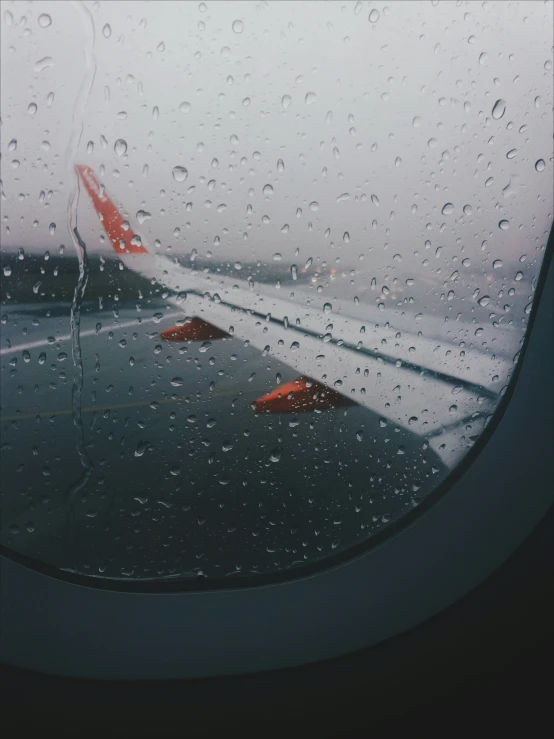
[160, 318, 229, 342]
[76, 164, 148, 254]
[255, 376, 355, 413]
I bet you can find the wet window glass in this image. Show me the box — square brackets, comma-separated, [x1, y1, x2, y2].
[1, 1, 552, 584]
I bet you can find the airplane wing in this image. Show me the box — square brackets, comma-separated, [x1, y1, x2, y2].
[76, 164, 509, 468]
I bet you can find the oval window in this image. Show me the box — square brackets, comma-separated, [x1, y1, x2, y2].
[1, 1, 552, 585]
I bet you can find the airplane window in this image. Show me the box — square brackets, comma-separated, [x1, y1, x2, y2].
[1, 1, 552, 585]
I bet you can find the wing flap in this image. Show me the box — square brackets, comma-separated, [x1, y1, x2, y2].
[160, 318, 229, 342]
[255, 376, 355, 413]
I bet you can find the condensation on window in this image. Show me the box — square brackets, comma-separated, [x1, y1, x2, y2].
[1, 1, 552, 583]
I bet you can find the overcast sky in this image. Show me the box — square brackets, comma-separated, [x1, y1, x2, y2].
[1, 0, 552, 276]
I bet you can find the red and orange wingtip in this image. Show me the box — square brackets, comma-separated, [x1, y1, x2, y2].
[160, 318, 229, 342]
[75, 164, 148, 255]
[254, 376, 355, 413]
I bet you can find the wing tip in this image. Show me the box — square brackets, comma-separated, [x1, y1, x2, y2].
[75, 163, 148, 255]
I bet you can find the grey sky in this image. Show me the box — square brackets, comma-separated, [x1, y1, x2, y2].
[1, 0, 552, 278]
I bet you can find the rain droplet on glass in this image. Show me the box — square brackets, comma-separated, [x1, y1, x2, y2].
[172, 166, 188, 182]
[492, 99, 506, 119]
[114, 139, 127, 157]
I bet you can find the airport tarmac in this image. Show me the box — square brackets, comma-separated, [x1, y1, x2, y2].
[1, 290, 450, 581]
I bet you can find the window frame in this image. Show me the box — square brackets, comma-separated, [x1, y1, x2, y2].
[1, 231, 552, 678]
